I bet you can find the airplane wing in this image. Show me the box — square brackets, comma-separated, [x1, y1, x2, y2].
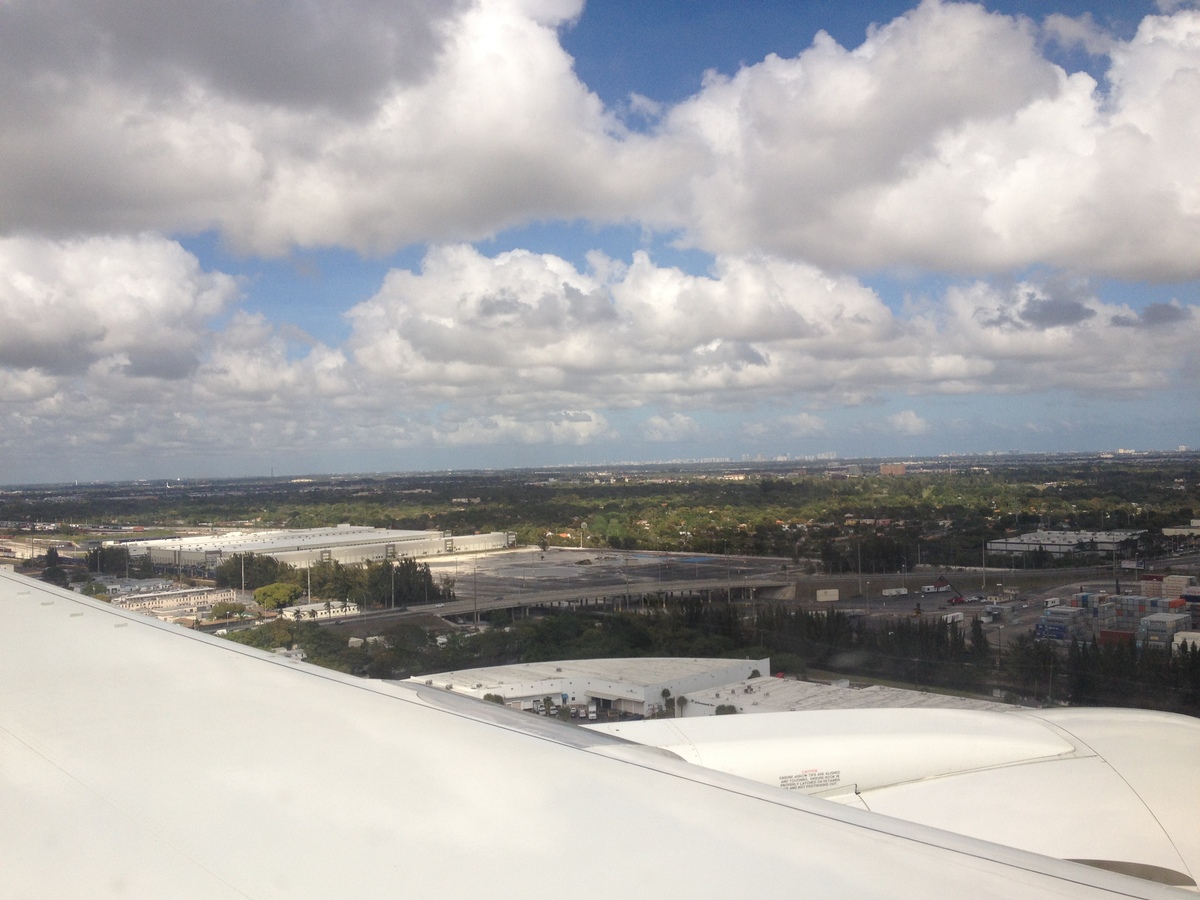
[0, 570, 1184, 898]
[590, 707, 1200, 888]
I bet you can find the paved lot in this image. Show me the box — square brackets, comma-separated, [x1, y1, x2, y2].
[424, 546, 789, 606]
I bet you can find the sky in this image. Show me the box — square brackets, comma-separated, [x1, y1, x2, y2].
[1, 0, 1198, 484]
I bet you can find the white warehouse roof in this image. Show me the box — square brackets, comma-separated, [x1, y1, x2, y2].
[120, 525, 442, 557]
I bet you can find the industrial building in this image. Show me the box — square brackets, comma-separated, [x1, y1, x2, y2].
[405, 657, 1012, 719]
[1163, 518, 1200, 538]
[117, 525, 515, 575]
[985, 530, 1144, 557]
[409, 657, 770, 718]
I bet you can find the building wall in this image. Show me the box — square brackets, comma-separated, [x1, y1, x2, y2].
[113, 587, 236, 612]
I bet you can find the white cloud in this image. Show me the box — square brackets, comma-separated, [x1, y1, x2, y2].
[640, 414, 700, 443]
[347, 245, 1200, 416]
[0, 234, 235, 383]
[2, 238, 1198, 475]
[345, 244, 909, 412]
[780, 413, 827, 436]
[2, 0, 1200, 281]
[1043, 13, 1116, 55]
[0, 0, 659, 254]
[885, 410, 931, 436]
[2, 2, 1200, 478]
[658, 2, 1200, 279]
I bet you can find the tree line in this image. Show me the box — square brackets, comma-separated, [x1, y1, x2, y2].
[213, 552, 453, 609]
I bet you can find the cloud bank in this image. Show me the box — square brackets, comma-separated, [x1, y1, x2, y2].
[1, 237, 1194, 477]
[0, 0, 1198, 479]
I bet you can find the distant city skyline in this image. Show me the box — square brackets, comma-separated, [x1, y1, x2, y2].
[0, 0, 1197, 484]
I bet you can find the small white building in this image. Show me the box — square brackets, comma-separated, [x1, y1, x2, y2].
[281, 600, 360, 621]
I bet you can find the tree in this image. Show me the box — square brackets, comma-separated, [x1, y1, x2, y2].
[41, 563, 69, 588]
[40, 547, 69, 587]
[211, 601, 247, 620]
[969, 617, 989, 661]
[215, 553, 296, 591]
[80, 581, 109, 599]
[86, 545, 132, 576]
[254, 582, 303, 610]
[1006, 634, 1057, 699]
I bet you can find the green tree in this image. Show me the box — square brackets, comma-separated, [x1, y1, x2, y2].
[970, 617, 990, 662]
[86, 545, 132, 576]
[215, 553, 296, 590]
[211, 601, 247, 619]
[40, 547, 69, 587]
[80, 581, 110, 599]
[254, 582, 303, 610]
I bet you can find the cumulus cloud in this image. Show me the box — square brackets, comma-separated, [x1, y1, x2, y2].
[347, 245, 1200, 415]
[0, 0, 460, 115]
[780, 413, 827, 436]
[658, 1, 1200, 278]
[1110, 300, 1193, 327]
[345, 244, 907, 412]
[1043, 13, 1117, 55]
[640, 414, 700, 442]
[1, 0, 1198, 280]
[0, 0, 663, 254]
[3, 2, 1200, 477]
[885, 410, 931, 436]
[0, 235, 235, 381]
[1, 237, 1198, 477]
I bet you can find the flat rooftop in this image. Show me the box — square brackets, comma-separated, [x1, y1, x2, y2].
[412, 657, 1012, 714]
[415, 657, 757, 691]
[688, 677, 1013, 713]
[121, 525, 441, 555]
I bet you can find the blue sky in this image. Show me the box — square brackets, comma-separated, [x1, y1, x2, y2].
[0, 0, 1197, 483]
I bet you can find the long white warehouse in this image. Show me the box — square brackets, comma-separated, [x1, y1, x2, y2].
[118, 525, 515, 573]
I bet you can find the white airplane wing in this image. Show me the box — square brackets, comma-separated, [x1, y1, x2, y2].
[591, 707, 1200, 888]
[0, 571, 1184, 898]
